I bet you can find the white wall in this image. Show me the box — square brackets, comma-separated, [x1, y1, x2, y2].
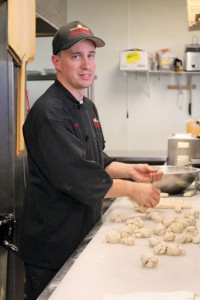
[27, 0, 200, 153]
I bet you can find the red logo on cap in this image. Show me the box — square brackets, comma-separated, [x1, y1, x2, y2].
[70, 24, 91, 36]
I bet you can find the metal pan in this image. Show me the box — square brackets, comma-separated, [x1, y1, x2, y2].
[152, 165, 199, 194]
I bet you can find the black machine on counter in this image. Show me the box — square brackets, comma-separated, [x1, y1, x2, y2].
[167, 133, 200, 167]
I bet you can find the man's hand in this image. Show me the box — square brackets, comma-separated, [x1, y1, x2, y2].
[128, 182, 161, 208]
[128, 164, 163, 183]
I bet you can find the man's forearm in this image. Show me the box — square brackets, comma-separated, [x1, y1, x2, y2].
[105, 161, 133, 179]
[104, 179, 132, 199]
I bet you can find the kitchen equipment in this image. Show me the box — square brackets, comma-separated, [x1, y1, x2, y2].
[153, 165, 199, 194]
[1, 2, 31, 298]
[187, 74, 192, 115]
[167, 133, 200, 167]
[0, 214, 18, 252]
[184, 36, 200, 71]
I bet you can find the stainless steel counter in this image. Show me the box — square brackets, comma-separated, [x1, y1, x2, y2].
[38, 193, 200, 300]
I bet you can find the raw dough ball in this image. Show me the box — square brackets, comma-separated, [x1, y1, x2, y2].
[149, 237, 161, 247]
[153, 223, 166, 236]
[180, 218, 190, 229]
[153, 242, 167, 255]
[183, 210, 199, 219]
[160, 192, 169, 198]
[126, 218, 136, 225]
[120, 236, 135, 246]
[110, 214, 127, 223]
[162, 216, 178, 228]
[175, 233, 193, 243]
[135, 227, 151, 238]
[126, 223, 138, 233]
[184, 225, 198, 236]
[163, 232, 176, 242]
[166, 243, 186, 256]
[134, 205, 149, 213]
[148, 211, 163, 223]
[105, 230, 121, 244]
[185, 216, 196, 226]
[192, 233, 200, 244]
[126, 217, 144, 228]
[183, 189, 197, 197]
[120, 226, 133, 238]
[170, 222, 184, 233]
[140, 252, 159, 268]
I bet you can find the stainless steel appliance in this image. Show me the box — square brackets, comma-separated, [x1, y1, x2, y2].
[0, 1, 68, 299]
[0, 2, 25, 299]
[167, 133, 200, 166]
[184, 42, 200, 71]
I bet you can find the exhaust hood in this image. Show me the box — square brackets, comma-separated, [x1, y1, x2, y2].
[36, 0, 67, 37]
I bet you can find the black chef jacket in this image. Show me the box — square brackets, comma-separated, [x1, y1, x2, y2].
[19, 80, 114, 270]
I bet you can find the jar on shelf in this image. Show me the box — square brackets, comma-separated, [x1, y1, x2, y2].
[186, 118, 200, 136]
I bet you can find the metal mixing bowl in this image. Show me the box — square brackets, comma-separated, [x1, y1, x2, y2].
[152, 165, 200, 194]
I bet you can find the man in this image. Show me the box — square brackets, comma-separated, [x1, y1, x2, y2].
[19, 21, 162, 300]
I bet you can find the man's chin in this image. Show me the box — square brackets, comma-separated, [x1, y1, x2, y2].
[80, 81, 93, 89]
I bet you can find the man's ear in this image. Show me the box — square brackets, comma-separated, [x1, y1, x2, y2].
[51, 54, 61, 71]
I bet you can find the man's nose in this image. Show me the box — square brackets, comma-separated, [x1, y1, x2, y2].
[81, 57, 89, 68]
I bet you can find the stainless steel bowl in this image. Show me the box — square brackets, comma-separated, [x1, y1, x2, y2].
[152, 165, 200, 194]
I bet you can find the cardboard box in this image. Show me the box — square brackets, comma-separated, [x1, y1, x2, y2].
[120, 49, 153, 71]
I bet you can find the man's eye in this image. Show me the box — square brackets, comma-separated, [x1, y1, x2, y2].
[88, 54, 95, 59]
[72, 55, 80, 60]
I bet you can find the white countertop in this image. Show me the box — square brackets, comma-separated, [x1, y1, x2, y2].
[43, 195, 200, 300]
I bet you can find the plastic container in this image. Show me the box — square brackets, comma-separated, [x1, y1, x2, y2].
[186, 118, 200, 136]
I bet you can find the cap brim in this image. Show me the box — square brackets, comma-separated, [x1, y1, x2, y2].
[87, 37, 105, 47]
[60, 36, 105, 52]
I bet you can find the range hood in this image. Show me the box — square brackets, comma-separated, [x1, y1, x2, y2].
[36, 0, 67, 37]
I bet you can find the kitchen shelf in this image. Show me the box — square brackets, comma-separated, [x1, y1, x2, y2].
[123, 70, 200, 75]
[123, 70, 200, 97]
[27, 74, 56, 81]
[27, 74, 98, 81]
[26, 73, 97, 101]
[151, 70, 200, 74]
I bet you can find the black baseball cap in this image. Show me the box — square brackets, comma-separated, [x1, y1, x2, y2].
[52, 21, 105, 55]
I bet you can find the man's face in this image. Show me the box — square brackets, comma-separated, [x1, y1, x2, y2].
[52, 40, 96, 97]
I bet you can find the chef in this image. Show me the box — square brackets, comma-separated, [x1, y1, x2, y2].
[19, 21, 162, 300]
